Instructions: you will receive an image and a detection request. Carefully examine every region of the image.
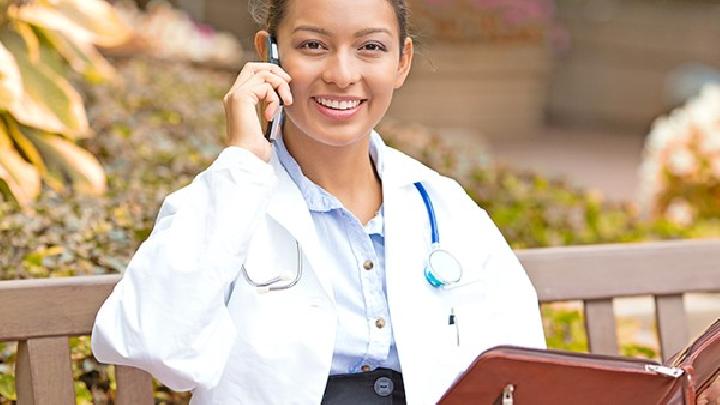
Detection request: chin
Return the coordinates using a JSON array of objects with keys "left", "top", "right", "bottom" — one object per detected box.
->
[{"left": 284, "top": 109, "right": 376, "bottom": 148}]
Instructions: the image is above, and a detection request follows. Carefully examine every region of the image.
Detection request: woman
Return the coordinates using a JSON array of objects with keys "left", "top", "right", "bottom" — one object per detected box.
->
[{"left": 91, "top": 0, "right": 546, "bottom": 403}]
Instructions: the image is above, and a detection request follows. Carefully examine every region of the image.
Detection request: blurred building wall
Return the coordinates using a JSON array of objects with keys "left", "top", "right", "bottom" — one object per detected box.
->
[
  {"left": 179, "top": 0, "right": 259, "bottom": 52},
  {"left": 548, "top": 0, "right": 720, "bottom": 132}
]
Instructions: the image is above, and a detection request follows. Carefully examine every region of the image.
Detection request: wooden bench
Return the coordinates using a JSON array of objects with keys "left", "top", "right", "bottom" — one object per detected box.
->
[{"left": 1, "top": 239, "right": 719, "bottom": 404}]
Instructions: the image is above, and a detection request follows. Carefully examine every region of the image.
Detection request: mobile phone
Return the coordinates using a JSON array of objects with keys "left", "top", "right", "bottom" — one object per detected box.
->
[{"left": 264, "top": 35, "right": 283, "bottom": 141}]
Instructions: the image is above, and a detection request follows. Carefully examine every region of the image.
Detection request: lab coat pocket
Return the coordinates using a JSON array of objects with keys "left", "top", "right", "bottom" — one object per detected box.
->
[{"left": 448, "top": 292, "right": 498, "bottom": 355}]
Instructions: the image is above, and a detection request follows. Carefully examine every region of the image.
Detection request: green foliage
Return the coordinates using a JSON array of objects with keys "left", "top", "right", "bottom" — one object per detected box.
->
[
  {"left": 622, "top": 343, "right": 658, "bottom": 360},
  {"left": 541, "top": 305, "right": 588, "bottom": 352},
  {"left": 0, "top": 374, "right": 14, "bottom": 402}
]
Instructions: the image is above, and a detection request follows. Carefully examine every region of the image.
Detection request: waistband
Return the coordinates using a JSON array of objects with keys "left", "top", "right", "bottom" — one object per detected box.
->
[{"left": 322, "top": 368, "right": 405, "bottom": 405}]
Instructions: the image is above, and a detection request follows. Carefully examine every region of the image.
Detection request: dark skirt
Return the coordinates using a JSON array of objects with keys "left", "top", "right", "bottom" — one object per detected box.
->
[{"left": 322, "top": 368, "right": 406, "bottom": 405}]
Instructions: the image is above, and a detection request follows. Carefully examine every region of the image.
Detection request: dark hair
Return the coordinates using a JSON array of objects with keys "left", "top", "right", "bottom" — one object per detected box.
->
[{"left": 248, "top": 0, "right": 412, "bottom": 58}]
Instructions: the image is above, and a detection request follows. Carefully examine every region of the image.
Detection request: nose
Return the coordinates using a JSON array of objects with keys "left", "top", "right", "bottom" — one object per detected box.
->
[{"left": 321, "top": 49, "right": 361, "bottom": 88}]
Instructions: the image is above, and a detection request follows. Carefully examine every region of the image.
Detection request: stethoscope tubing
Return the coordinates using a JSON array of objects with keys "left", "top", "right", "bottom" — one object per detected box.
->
[{"left": 414, "top": 182, "right": 439, "bottom": 244}]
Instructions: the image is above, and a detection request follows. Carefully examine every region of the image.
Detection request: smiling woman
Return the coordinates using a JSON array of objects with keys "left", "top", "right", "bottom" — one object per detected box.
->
[{"left": 90, "top": 1, "right": 546, "bottom": 404}]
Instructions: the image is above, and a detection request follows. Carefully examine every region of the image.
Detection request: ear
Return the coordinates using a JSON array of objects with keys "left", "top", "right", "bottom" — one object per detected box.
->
[
  {"left": 254, "top": 30, "right": 271, "bottom": 61},
  {"left": 394, "top": 37, "right": 414, "bottom": 89}
]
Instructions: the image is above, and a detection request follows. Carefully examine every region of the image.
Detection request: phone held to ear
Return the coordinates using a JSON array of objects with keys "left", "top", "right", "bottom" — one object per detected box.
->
[{"left": 265, "top": 35, "right": 283, "bottom": 142}]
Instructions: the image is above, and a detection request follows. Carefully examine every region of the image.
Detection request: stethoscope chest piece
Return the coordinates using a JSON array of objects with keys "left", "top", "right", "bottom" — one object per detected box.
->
[
  {"left": 414, "top": 182, "right": 464, "bottom": 288},
  {"left": 424, "top": 245, "right": 463, "bottom": 288}
]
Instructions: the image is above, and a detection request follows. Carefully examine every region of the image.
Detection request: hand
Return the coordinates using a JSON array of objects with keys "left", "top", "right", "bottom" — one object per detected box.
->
[{"left": 223, "top": 62, "right": 293, "bottom": 162}]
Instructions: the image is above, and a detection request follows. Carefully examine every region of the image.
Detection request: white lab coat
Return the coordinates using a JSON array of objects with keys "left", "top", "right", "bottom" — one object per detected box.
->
[{"left": 92, "top": 130, "right": 546, "bottom": 404}]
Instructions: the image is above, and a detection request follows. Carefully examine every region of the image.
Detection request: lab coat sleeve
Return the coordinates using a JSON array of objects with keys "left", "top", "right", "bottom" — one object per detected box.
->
[{"left": 91, "top": 146, "right": 278, "bottom": 391}]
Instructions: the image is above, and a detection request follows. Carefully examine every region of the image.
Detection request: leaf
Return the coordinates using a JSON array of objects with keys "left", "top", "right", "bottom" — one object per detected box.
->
[
  {"left": 33, "top": 26, "right": 70, "bottom": 79},
  {"left": 74, "top": 380, "right": 93, "bottom": 405},
  {"left": 3, "top": 114, "right": 46, "bottom": 176},
  {"left": 0, "top": 120, "right": 41, "bottom": 206},
  {"left": 0, "top": 41, "right": 23, "bottom": 111},
  {"left": 37, "top": 27, "right": 117, "bottom": 84},
  {"left": 11, "top": 0, "right": 131, "bottom": 47},
  {"left": 22, "top": 128, "right": 105, "bottom": 196},
  {"left": 0, "top": 28, "right": 88, "bottom": 136},
  {"left": 11, "top": 21, "right": 39, "bottom": 63}
]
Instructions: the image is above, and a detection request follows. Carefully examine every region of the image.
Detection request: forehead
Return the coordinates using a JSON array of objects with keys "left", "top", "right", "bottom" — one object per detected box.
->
[{"left": 281, "top": 0, "right": 398, "bottom": 36}]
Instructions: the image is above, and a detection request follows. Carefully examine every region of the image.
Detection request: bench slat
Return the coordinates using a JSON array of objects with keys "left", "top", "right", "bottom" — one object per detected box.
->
[
  {"left": 655, "top": 294, "right": 689, "bottom": 362},
  {"left": 115, "top": 365, "right": 154, "bottom": 405},
  {"left": 0, "top": 275, "right": 117, "bottom": 341},
  {"left": 519, "top": 239, "right": 720, "bottom": 301},
  {"left": 584, "top": 298, "right": 619, "bottom": 355},
  {"left": 15, "top": 337, "right": 75, "bottom": 405}
]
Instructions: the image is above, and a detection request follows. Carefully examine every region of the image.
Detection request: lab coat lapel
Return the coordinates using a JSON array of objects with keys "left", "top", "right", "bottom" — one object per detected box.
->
[
  {"left": 265, "top": 151, "right": 336, "bottom": 304},
  {"left": 380, "top": 146, "right": 438, "bottom": 304},
  {"left": 382, "top": 146, "right": 460, "bottom": 402}
]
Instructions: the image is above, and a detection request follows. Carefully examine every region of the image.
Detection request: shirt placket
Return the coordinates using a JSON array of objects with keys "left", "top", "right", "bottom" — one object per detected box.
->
[{"left": 346, "top": 214, "right": 392, "bottom": 372}]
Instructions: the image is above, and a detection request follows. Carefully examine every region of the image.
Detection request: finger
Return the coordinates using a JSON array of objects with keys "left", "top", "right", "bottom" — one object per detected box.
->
[
  {"left": 237, "top": 62, "right": 291, "bottom": 85},
  {"left": 249, "top": 71, "right": 293, "bottom": 105},
  {"left": 265, "top": 94, "right": 281, "bottom": 122},
  {"left": 254, "top": 82, "right": 280, "bottom": 121}
]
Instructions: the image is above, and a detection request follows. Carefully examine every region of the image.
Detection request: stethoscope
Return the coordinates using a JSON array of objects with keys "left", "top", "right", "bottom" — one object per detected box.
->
[{"left": 241, "top": 110, "right": 463, "bottom": 292}]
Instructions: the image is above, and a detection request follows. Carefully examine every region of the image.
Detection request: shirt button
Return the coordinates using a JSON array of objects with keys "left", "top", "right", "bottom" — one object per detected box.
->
[
  {"left": 361, "top": 364, "right": 371, "bottom": 372},
  {"left": 363, "top": 260, "right": 374, "bottom": 270},
  {"left": 375, "top": 317, "right": 386, "bottom": 329}
]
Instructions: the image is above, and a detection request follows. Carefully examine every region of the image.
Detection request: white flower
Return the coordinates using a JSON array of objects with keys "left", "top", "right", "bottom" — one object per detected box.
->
[
  {"left": 698, "top": 129, "right": 720, "bottom": 154},
  {"left": 666, "top": 199, "right": 695, "bottom": 227},
  {"left": 639, "top": 82, "right": 720, "bottom": 219},
  {"left": 667, "top": 148, "right": 696, "bottom": 177}
]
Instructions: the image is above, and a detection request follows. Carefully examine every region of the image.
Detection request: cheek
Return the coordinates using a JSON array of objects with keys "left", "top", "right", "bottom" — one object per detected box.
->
[
  {"left": 366, "top": 77, "right": 396, "bottom": 105},
  {"left": 287, "top": 74, "right": 311, "bottom": 98},
  {"left": 366, "top": 64, "right": 399, "bottom": 95}
]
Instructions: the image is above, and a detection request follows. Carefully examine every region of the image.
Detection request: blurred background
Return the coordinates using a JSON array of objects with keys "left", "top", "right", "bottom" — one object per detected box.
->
[{"left": 0, "top": 0, "right": 719, "bottom": 403}]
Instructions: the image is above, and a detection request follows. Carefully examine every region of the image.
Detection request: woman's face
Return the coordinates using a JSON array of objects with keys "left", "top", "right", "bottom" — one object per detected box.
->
[{"left": 259, "top": 0, "right": 412, "bottom": 147}]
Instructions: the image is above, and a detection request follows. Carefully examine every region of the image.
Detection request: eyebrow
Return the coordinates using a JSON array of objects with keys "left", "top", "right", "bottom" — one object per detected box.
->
[{"left": 292, "top": 26, "right": 392, "bottom": 37}]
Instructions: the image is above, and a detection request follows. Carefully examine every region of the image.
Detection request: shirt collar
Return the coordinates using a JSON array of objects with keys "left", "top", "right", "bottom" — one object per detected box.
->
[{"left": 273, "top": 120, "right": 387, "bottom": 213}]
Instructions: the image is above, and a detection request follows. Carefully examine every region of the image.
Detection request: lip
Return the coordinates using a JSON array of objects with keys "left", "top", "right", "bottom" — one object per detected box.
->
[
  {"left": 311, "top": 97, "right": 367, "bottom": 121},
  {"left": 313, "top": 95, "right": 366, "bottom": 101}
]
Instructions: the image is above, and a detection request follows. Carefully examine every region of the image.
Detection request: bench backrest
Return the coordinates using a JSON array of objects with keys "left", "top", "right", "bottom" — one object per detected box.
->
[{"left": 1, "top": 239, "right": 718, "bottom": 404}]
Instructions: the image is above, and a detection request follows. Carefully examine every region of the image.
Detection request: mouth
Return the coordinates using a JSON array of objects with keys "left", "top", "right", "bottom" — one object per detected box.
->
[
  {"left": 311, "top": 97, "right": 367, "bottom": 111},
  {"left": 311, "top": 96, "right": 368, "bottom": 121}
]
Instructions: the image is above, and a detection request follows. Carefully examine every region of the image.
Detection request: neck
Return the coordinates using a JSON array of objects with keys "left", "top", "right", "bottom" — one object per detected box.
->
[{"left": 281, "top": 118, "right": 382, "bottom": 224}]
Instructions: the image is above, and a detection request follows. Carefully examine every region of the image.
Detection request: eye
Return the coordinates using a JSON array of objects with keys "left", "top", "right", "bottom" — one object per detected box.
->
[
  {"left": 298, "top": 40, "right": 326, "bottom": 51},
  {"left": 360, "top": 42, "right": 387, "bottom": 52}
]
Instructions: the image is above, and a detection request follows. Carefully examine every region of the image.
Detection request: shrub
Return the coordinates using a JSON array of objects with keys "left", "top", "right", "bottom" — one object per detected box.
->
[{"left": 639, "top": 84, "right": 720, "bottom": 227}]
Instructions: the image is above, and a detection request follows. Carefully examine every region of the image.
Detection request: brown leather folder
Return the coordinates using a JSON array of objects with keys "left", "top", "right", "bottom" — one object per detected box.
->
[{"left": 439, "top": 319, "right": 720, "bottom": 405}]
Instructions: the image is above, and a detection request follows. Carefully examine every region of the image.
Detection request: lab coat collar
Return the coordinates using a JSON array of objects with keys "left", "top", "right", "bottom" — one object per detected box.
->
[
  {"left": 372, "top": 129, "right": 440, "bottom": 189},
  {"left": 266, "top": 150, "right": 337, "bottom": 304},
  {"left": 263, "top": 128, "right": 440, "bottom": 305}
]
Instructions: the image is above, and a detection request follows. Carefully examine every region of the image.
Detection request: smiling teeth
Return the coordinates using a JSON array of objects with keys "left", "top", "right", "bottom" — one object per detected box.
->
[{"left": 316, "top": 98, "right": 361, "bottom": 110}]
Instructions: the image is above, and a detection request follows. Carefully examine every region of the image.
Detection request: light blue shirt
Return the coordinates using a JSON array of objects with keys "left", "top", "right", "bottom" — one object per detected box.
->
[{"left": 274, "top": 130, "right": 401, "bottom": 375}]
